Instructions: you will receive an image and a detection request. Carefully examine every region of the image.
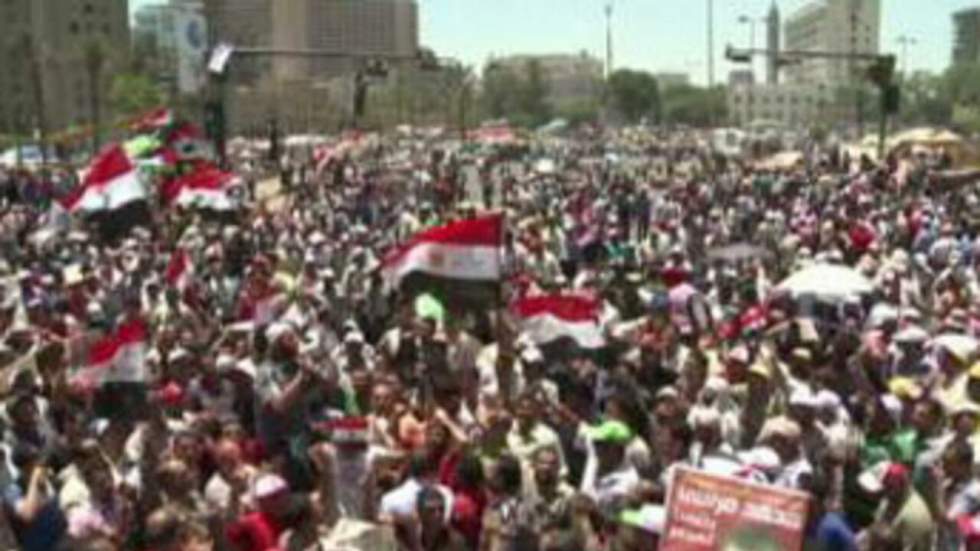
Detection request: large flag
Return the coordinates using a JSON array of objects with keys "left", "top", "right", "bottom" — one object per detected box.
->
[
  {"left": 59, "top": 145, "right": 147, "bottom": 214},
  {"left": 161, "top": 163, "right": 240, "bottom": 211},
  {"left": 130, "top": 107, "right": 174, "bottom": 132},
  {"left": 513, "top": 294, "right": 605, "bottom": 349},
  {"left": 381, "top": 214, "right": 503, "bottom": 302},
  {"left": 164, "top": 122, "right": 211, "bottom": 160},
  {"left": 72, "top": 318, "right": 149, "bottom": 389}
]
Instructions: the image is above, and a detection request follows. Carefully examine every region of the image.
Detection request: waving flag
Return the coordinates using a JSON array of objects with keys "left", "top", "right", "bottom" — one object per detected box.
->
[
  {"left": 382, "top": 214, "right": 502, "bottom": 303},
  {"left": 513, "top": 294, "right": 605, "bottom": 348},
  {"left": 131, "top": 107, "right": 174, "bottom": 132},
  {"left": 72, "top": 318, "right": 149, "bottom": 389},
  {"left": 59, "top": 145, "right": 147, "bottom": 214},
  {"left": 162, "top": 163, "right": 240, "bottom": 211}
]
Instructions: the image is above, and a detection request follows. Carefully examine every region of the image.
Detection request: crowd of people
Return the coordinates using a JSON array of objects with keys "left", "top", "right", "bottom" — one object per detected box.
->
[{"left": 0, "top": 126, "right": 977, "bottom": 551}]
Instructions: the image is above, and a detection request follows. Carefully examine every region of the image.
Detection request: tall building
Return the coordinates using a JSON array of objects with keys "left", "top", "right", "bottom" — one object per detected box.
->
[
  {"left": 202, "top": 0, "right": 271, "bottom": 83},
  {"left": 953, "top": 8, "right": 980, "bottom": 65},
  {"left": 272, "top": 0, "right": 420, "bottom": 81},
  {"left": 134, "top": 0, "right": 208, "bottom": 96},
  {"left": 0, "top": 0, "right": 130, "bottom": 135},
  {"left": 203, "top": 0, "right": 419, "bottom": 131},
  {"left": 783, "top": 0, "right": 880, "bottom": 86},
  {"left": 729, "top": 69, "right": 755, "bottom": 87},
  {"left": 492, "top": 53, "right": 604, "bottom": 109},
  {"left": 766, "top": 1, "right": 780, "bottom": 84}
]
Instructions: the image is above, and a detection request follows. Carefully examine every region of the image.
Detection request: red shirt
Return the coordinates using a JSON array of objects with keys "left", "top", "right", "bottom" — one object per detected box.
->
[
  {"left": 452, "top": 487, "right": 486, "bottom": 548},
  {"left": 225, "top": 512, "right": 284, "bottom": 551}
]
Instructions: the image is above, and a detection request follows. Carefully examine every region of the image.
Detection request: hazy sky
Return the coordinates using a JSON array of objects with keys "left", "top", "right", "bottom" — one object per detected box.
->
[{"left": 133, "top": 0, "right": 977, "bottom": 82}]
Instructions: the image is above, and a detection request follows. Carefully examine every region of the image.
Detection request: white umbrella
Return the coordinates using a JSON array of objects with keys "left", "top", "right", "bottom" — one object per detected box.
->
[
  {"left": 534, "top": 158, "right": 556, "bottom": 175},
  {"left": 777, "top": 264, "right": 874, "bottom": 300},
  {"left": 931, "top": 334, "right": 979, "bottom": 362}
]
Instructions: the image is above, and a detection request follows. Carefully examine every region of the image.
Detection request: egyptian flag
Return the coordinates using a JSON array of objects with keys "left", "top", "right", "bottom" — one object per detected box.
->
[
  {"left": 164, "top": 122, "right": 211, "bottom": 160},
  {"left": 131, "top": 107, "right": 174, "bottom": 132},
  {"left": 72, "top": 318, "right": 149, "bottom": 390},
  {"left": 382, "top": 214, "right": 503, "bottom": 303},
  {"left": 513, "top": 294, "right": 605, "bottom": 349},
  {"left": 60, "top": 145, "right": 147, "bottom": 214},
  {"left": 162, "top": 163, "right": 240, "bottom": 211}
]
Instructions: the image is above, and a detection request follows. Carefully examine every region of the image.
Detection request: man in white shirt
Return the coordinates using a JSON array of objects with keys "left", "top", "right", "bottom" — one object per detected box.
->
[
  {"left": 379, "top": 452, "right": 453, "bottom": 524},
  {"left": 578, "top": 420, "right": 640, "bottom": 518}
]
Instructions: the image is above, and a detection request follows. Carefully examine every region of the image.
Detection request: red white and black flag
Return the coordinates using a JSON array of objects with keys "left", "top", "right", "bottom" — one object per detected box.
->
[
  {"left": 513, "top": 294, "right": 605, "bottom": 349},
  {"left": 381, "top": 214, "right": 503, "bottom": 303}
]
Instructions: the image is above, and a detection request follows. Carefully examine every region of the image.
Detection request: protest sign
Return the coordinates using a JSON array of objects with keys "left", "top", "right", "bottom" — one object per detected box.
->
[{"left": 661, "top": 467, "right": 810, "bottom": 551}]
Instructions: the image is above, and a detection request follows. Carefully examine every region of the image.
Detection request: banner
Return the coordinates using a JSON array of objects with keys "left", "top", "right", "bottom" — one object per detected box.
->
[
  {"left": 175, "top": 8, "right": 208, "bottom": 94},
  {"left": 661, "top": 467, "right": 810, "bottom": 551}
]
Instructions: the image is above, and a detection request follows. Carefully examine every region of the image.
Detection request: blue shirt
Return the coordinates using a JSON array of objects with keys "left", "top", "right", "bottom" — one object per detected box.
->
[
  {"left": 813, "top": 511, "right": 857, "bottom": 551},
  {"left": 3, "top": 482, "right": 67, "bottom": 551}
]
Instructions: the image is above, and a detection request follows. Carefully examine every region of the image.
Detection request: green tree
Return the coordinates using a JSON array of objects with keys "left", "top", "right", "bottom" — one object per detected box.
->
[
  {"left": 554, "top": 97, "right": 600, "bottom": 126},
  {"left": 661, "top": 85, "right": 727, "bottom": 127},
  {"left": 899, "top": 71, "right": 951, "bottom": 127},
  {"left": 110, "top": 73, "right": 163, "bottom": 118},
  {"left": 481, "top": 64, "right": 523, "bottom": 120},
  {"left": 608, "top": 69, "right": 660, "bottom": 123},
  {"left": 944, "top": 62, "right": 980, "bottom": 133},
  {"left": 518, "top": 60, "right": 552, "bottom": 127}
]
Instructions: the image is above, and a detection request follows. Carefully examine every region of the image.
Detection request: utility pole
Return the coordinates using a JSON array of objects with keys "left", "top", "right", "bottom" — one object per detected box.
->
[
  {"left": 605, "top": 2, "right": 614, "bottom": 79},
  {"left": 897, "top": 35, "right": 917, "bottom": 77},
  {"left": 707, "top": 0, "right": 715, "bottom": 88}
]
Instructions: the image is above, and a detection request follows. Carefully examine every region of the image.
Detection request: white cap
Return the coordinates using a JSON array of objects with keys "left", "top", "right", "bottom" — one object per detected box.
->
[
  {"left": 789, "top": 388, "right": 819, "bottom": 409},
  {"left": 253, "top": 473, "right": 288, "bottom": 499}
]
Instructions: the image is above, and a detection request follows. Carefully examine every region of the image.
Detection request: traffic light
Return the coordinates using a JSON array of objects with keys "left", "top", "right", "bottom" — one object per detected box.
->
[
  {"left": 866, "top": 55, "right": 896, "bottom": 87},
  {"left": 725, "top": 45, "right": 752, "bottom": 64}
]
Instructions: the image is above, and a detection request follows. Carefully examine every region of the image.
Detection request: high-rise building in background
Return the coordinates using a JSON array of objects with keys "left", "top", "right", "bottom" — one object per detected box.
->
[
  {"left": 783, "top": 0, "right": 880, "bottom": 86},
  {"left": 727, "top": 0, "right": 879, "bottom": 128},
  {"left": 134, "top": 0, "right": 208, "bottom": 96},
  {"left": 766, "top": 1, "right": 780, "bottom": 85},
  {"left": 203, "top": 0, "right": 419, "bottom": 131},
  {"left": 202, "top": 0, "right": 271, "bottom": 84},
  {"left": 272, "top": 0, "right": 419, "bottom": 80},
  {"left": 0, "top": 0, "right": 130, "bottom": 135},
  {"left": 953, "top": 8, "right": 980, "bottom": 65}
]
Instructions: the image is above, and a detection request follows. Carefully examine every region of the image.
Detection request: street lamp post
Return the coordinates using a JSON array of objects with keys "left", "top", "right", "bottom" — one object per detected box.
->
[
  {"left": 738, "top": 15, "right": 757, "bottom": 51},
  {"left": 707, "top": 0, "right": 714, "bottom": 89},
  {"left": 897, "top": 35, "right": 917, "bottom": 77}
]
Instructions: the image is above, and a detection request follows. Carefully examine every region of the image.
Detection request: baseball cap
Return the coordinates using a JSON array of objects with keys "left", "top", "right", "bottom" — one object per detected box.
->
[
  {"left": 587, "top": 420, "right": 633, "bottom": 445},
  {"left": 253, "top": 473, "right": 289, "bottom": 499}
]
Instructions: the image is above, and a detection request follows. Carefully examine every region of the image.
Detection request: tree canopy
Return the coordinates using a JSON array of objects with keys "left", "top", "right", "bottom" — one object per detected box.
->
[{"left": 608, "top": 69, "right": 660, "bottom": 123}]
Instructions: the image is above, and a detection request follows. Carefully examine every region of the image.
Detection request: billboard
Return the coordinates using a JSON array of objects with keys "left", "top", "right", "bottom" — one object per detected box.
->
[{"left": 660, "top": 467, "right": 811, "bottom": 551}]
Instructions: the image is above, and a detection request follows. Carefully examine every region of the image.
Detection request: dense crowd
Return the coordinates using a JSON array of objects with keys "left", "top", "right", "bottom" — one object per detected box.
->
[{"left": 0, "top": 130, "right": 977, "bottom": 551}]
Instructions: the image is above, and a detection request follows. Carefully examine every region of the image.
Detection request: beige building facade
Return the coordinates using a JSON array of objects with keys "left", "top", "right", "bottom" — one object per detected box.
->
[{"left": 0, "top": 0, "right": 130, "bottom": 135}]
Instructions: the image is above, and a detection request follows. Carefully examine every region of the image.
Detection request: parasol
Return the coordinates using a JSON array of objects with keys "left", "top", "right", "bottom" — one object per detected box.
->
[{"left": 776, "top": 264, "right": 874, "bottom": 300}]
